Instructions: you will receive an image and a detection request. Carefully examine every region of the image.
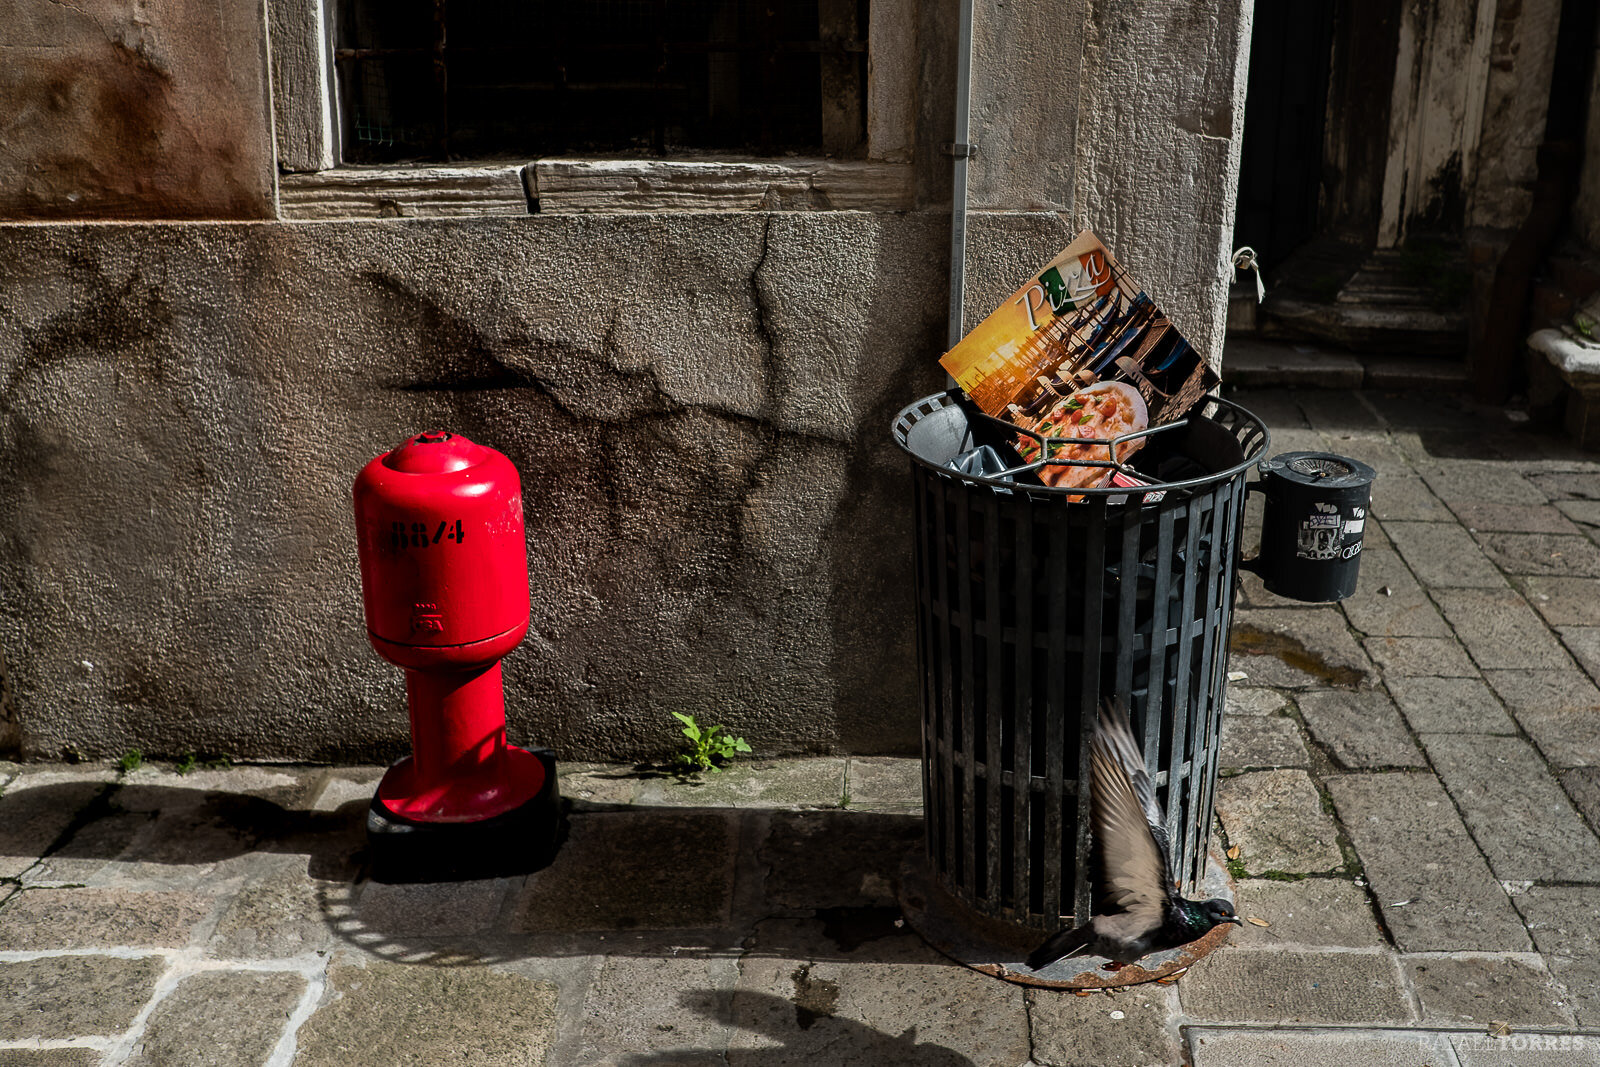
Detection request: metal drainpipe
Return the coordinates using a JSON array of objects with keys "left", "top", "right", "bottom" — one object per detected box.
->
[{"left": 948, "top": 0, "right": 977, "bottom": 350}]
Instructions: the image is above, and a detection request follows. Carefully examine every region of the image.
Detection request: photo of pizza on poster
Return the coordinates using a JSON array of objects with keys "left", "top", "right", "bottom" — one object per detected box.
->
[{"left": 939, "top": 231, "right": 1219, "bottom": 489}]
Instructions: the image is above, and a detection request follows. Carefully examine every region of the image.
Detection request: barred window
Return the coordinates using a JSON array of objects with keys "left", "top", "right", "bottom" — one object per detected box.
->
[{"left": 334, "top": 0, "right": 869, "bottom": 164}]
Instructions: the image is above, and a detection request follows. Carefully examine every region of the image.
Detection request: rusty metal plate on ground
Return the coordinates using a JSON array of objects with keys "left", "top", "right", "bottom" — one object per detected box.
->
[{"left": 897, "top": 853, "right": 1236, "bottom": 989}]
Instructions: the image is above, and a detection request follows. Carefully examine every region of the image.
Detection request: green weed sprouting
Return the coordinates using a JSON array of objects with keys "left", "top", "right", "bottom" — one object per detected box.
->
[{"left": 671, "top": 713, "right": 752, "bottom": 775}]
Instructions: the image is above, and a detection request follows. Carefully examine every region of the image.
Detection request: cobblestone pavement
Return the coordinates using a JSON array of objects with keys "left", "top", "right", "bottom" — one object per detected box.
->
[{"left": 5, "top": 386, "right": 1600, "bottom": 1065}]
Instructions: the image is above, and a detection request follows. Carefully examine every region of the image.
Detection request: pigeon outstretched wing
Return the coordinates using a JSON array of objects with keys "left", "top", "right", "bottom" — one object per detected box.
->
[{"left": 1090, "top": 701, "right": 1172, "bottom": 922}]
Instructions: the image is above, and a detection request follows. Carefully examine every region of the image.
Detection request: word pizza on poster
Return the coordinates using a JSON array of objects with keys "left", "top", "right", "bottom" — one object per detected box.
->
[{"left": 940, "top": 231, "right": 1218, "bottom": 489}]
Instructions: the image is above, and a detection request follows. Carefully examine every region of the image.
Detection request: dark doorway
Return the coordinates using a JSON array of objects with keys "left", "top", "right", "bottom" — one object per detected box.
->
[{"left": 1231, "top": 2, "right": 1336, "bottom": 273}]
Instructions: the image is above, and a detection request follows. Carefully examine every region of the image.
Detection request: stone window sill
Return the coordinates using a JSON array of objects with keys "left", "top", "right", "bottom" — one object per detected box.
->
[{"left": 277, "top": 159, "right": 915, "bottom": 220}]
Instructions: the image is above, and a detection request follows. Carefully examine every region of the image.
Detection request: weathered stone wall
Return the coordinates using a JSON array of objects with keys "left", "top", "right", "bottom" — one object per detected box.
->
[
  {"left": 0, "top": 0, "right": 1253, "bottom": 762},
  {"left": 0, "top": 214, "right": 1083, "bottom": 762},
  {"left": 1468, "top": 0, "right": 1562, "bottom": 235},
  {"left": 0, "top": 0, "right": 273, "bottom": 220},
  {"left": 1576, "top": 13, "right": 1600, "bottom": 253}
]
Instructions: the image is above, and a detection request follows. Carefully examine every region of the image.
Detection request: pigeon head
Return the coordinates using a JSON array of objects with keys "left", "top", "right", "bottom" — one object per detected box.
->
[{"left": 1199, "top": 898, "right": 1245, "bottom": 929}]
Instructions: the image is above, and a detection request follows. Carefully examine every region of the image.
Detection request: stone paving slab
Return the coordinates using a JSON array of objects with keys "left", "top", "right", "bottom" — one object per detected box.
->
[
  {"left": 843, "top": 757, "right": 923, "bottom": 814},
  {"left": 730, "top": 916, "right": 1031, "bottom": 1066},
  {"left": 1402, "top": 955, "right": 1574, "bottom": 1027},
  {"left": 1511, "top": 886, "right": 1600, "bottom": 1027},
  {"left": 1296, "top": 390, "right": 1387, "bottom": 435},
  {"left": 1557, "top": 626, "right": 1600, "bottom": 686},
  {"left": 1421, "top": 462, "right": 1550, "bottom": 510},
  {"left": 1475, "top": 532, "right": 1600, "bottom": 577},
  {"left": 569, "top": 954, "right": 738, "bottom": 1066},
  {"left": 1451, "top": 503, "right": 1582, "bottom": 534},
  {"left": 294, "top": 957, "right": 559, "bottom": 1067},
  {"left": 1310, "top": 431, "right": 1415, "bottom": 472},
  {"left": 117, "top": 765, "right": 314, "bottom": 808},
  {"left": 1557, "top": 498, "right": 1600, "bottom": 528},
  {"left": 1178, "top": 947, "right": 1412, "bottom": 1024},
  {"left": 1385, "top": 677, "right": 1518, "bottom": 733},
  {"left": 1228, "top": 877, "right": 1385, "bottom": 948},
  {"left": 124, "top": 969, "right": 307, "bottom": 1067},
  {"left": 205, "top": 854, "right": 344, "bottom": 960},
  {"left": 512, "top": 809, "right": 740, "bottom": 933},
  {"left": 635, "top": 759, "right": 848, "bottom": 809},
  {"left": 1453, "top": 1034, "right": 1600, "bottom": 1067},
  {"left": 1420, "top": 734, "right": 1600, "bottom": 882},
  {"left": 0, "top": 1048, "right": 103, "bottom": 1065},
  {"left": 1225, "top": 687, "right": 1293, "bottom": 716},
  {"left": 0, "top": 888, "right": 212, "bottom": 950},
  {"left": 1326, "top": 773, "right": 1531, "bottom": 952},
  {"left": 0, "top": 773, "right": 112, "bottom": 879},
  {"left": 1528, "top": 470, "right": 1600, "bottom": 499},
  {"left": 1296, "top": 689, "right": 1425, "bottom": 768},
  {"left": 1369, "top": 473, "right": 1454, "bottom": 523},
  {"left": 1518, "top": 576, "right": 1600, "bottom": 627},
  {"left": 1385, "top": 521, "right": 1508, "bottom": 589},
  {"left": 356, "top": 877, "right": 510, "bottom": 938},
  {"left": 18, "top": 810, "right": 147, "bottom": 887},
  {"left": 1339, "top": 544, "right": 1454, "bottom": 639},
  {"left": 1221, "top": 386, "right": 1308, "bottom": 428},
  {"left": 1433, "top": 589, "right": 1573, "bottom": 671},
  {"left": 1026, "top": 984, "right": 1180, "bottom": 1067},
  {"left": 1361, "top": 635, "right": 1480, "bottom": 677},
  {"left": 557, "top": 764, "right": 643, "bottom": 808},
  {"left": 0, "top": 955, "right": 168, "bottom": 1039},
  {"left": 760, "top": 810, "right": 920, "bottom": 910},
  {"left": 1229, "top": 609, "right": 1376, "bottom": 689},
  {"left": 1484, "top": 669, "right": 1600, "bottom": 767},
  {"left": 1560, "top": 767, "right": 1600, "bottom": 828},
  {"left": 1220, "top": 715, "right": 1309, "bottom": 769},
  {"left": 1189, "top": 1028, "right": 1600, "bottom": 1067},
  {"left": 1216, "top": 770, "right": 1343, "bottom": 874}
]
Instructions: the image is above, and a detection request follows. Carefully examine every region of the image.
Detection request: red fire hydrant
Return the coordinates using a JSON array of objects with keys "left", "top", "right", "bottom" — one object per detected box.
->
[{"left": 352, "top": 431, "right": 561, "bottom": 880}]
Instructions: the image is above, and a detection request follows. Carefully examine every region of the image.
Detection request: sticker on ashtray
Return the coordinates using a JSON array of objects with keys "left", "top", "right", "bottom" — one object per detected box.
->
[{"left": 1297, "top": 503, "right": 1346, "bottom": 561}]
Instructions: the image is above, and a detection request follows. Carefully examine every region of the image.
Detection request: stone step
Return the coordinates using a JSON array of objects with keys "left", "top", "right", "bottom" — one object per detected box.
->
[{"left": 1222, "top": 339, "right": 1467, "bottom": 390}]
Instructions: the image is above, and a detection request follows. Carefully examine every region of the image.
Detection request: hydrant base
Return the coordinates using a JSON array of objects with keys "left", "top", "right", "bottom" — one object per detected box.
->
[{"left": 366, "top": 748, "right": 564, "bottom": 883}]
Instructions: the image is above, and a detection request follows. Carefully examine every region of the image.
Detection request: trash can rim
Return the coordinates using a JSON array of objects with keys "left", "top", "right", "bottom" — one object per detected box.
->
[{"left": 891, "top": 390, "right": 1271, "bottom": 498}]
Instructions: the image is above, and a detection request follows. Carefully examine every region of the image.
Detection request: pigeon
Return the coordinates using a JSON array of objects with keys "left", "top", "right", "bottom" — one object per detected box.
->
[{"left": 1026, "top": 701, "right": 1243, "bottom": 971}]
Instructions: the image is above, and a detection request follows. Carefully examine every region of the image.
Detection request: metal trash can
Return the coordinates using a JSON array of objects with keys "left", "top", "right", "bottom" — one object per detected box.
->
[{"left": 890, "top": 390, "right": 1270, "bottom": 984}]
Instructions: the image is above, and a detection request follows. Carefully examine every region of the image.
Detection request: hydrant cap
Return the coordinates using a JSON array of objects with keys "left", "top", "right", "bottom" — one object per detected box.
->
[{"left": 382, "top": 431, "right": 491, "bottom": 475}]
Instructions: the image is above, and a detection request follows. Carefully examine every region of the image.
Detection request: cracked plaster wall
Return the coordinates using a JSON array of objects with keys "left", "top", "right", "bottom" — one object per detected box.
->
[
  {"left": 0, "top": 0, "right": 272, "bottom": 220},
  {"left": 0, "top": 213, "right": 1087, "bottom": 762},
  {"left": 0, "top": 0, "right": 1253, "bottom": 762}
]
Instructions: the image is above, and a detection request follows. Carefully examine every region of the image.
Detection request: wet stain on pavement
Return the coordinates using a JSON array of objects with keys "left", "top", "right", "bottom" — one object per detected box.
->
[
  {"left": 1230, "top": 625, "right": 1364, "bottom": 688},
  {"left": 790, "top": 963, "right": 839, "bottom": 1030}
]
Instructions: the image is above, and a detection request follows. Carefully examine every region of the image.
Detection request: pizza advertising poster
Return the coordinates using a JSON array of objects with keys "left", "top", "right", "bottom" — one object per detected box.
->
[{"left": 939, "top": 230, "right": 1220, "bottom": 490}]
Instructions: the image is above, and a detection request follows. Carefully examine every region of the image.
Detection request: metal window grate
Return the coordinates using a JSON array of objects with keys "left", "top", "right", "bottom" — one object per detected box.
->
[{"left": 334, "top": 0, "right": 869, "bottom": 164}]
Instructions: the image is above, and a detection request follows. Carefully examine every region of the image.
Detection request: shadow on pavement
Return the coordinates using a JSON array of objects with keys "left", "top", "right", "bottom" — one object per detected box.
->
[{"left": 610, "top": 990, "right": 978, "bottom": 1066}]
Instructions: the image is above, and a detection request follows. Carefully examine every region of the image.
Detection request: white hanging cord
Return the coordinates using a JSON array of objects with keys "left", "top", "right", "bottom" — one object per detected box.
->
[{"left": 1232, "top": 247, "right": 1266, "bottom": 304}]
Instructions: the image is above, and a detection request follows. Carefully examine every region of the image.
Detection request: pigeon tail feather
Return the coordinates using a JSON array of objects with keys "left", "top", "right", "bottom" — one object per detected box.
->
[{"left": 1025, "top": 924, "right": 1091, "bottom": 971}]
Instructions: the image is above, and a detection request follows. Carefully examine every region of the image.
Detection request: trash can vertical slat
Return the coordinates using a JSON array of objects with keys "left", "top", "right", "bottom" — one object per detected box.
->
[
  {"left": 1165, "top": 495, "right": 1203, "bottom": 879},
  {"left": 932, "top": 478, "right": 956, "bottom": 880},
  {"left": 984, "top": 496, "right": 1004, "bottom": 902},
  {"left": 1180, "top": 490, "right": 1223, "bottom": 886},
  {"left": 1151, "top": 504, "right": 1178, "bottom": 845},
  {"left": 1012, "top": 503, "right": 1034, "bottom": 916},
  {"left": 955, "top": 489, "right": 977, "bottom": 892},
  {"left": 913, "top": 472, "right": 933, "bottom": 866},
  {"left": 1043, "top": 497, "right": 1070, "bottom": 922},
  {"left": 1074, "top": 504, "right": 1107, "bottom": 926},
  {"left": 1115, "top": 506, "right": 1143, "bottom": 707}
]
